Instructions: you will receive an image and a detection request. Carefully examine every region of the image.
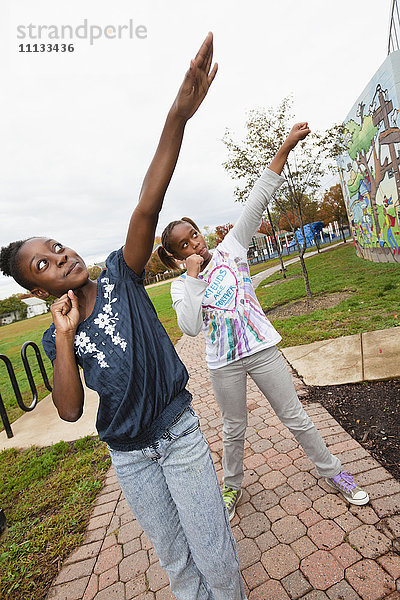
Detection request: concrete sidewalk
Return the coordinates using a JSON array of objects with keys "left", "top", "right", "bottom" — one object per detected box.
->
[
  {"left": 282, "top": 327, "right": 400, "bottom": 386},
  {"left": 38, "top": 333, "right": 400, "bottom": 600}
]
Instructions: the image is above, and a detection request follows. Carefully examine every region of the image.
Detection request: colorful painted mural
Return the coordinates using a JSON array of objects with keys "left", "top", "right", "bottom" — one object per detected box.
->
[{"left": 338, "top": 51, "right": 400, "bottom": 263}]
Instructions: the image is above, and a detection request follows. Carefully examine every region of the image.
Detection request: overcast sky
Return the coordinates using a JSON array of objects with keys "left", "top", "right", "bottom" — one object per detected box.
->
[{"left": 0, "top": 0, "right": 391, "bottom": 299}]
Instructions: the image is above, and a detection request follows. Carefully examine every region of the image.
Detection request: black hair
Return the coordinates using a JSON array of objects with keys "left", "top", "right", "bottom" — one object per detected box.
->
[
  {"left": 0, "top": 238, "right": 35, "bottom": 291},
  {"left": 157, "top": 217, "right": 201, "bottom": 270}
]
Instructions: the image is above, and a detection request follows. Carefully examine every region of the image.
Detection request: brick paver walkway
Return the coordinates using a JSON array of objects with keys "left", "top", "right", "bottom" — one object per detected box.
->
[{"left": 47, "top": 334, "right": 400, "bottom": 600}]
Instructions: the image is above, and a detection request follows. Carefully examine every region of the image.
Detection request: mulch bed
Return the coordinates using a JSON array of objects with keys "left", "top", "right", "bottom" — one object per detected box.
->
[{"left": 305, "top": 379, "right": 400, "bottom": 481}]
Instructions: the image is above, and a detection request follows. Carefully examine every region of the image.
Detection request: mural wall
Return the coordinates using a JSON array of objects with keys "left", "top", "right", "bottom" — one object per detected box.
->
[{"left": 338, "top": 51, "right": 400, "bottom": 263}]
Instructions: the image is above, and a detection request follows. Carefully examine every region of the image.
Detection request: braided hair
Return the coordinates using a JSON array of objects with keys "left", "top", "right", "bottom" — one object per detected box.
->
[
  {"left": 157, "top": 217, "right": 201, "bottom": 270},
  {"left": 0, "top": 238, "right": 35, "bottom": 291}
]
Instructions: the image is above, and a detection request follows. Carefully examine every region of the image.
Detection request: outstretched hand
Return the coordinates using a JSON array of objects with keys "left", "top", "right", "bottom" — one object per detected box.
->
[
  {"left": 286, "top": 122, "right": 311, "bottom": 149},
  {"left": 173, "top": 32, "right": 218, "bottom": 121}
]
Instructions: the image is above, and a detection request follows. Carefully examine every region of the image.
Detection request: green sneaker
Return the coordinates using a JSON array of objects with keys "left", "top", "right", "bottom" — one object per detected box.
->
[{"left": 222, "top": 485, "right": 243, "bottom": 520}]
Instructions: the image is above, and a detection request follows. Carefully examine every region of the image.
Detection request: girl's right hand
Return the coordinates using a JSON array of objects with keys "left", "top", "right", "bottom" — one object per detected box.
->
[
  {"left": 286, "top": 122, "right": 311, "bottom": 149},
  {"left": 172, "top": 32, "right": 218, "bottom": 122},
  {"left": 50, "top": 290, "right": 80, "bottom": 336},
  {"left": 186, "top": 254, "right": 204, "bottom": 278}
]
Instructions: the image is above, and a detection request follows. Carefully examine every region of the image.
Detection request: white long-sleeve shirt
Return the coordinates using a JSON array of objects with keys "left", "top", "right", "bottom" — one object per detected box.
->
[{"left": 171, "top": 167, "right": 284, "bottom": 369}]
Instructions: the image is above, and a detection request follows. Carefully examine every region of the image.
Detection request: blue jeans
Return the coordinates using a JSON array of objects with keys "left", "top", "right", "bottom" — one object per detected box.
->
[{"left": 108, "top": 406, "right": 246, "bottom": 600}]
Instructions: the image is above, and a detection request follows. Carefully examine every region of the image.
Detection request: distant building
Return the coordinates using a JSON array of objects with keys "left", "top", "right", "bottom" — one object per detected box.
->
[
  {"left": 21, "top": 297, "right": 48, "bottom": 318},
  {"left": 0, "top": 311, "right": 20, "bottom": 326}
]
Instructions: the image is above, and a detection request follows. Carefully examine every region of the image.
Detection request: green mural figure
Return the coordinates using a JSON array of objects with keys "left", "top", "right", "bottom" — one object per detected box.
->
[{"left": 378, "top": 196, "right": 400, "bottom": 250}]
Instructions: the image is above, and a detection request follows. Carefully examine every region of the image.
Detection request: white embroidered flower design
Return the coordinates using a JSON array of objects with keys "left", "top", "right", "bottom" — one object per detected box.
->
[
  {"left": 112, "top": 332, "right": 122, "bottom": 345},
  {"left": 75, "top": 332, "right": 90, "bottom": 348},
  {"left": 105, "top": 323, "right": 115, "bottom": 336},
  {"left": 74, "top": 329, "right": 109, "bottom": 368},
  {"left": 97, "top": 352, "right": 108, "bottom": 368},
  {"left": 73, "top": 277, "right": 127, "bottom": 368},
  {"left": 94, "top": 313, "right": 110, "bottom": 329}
]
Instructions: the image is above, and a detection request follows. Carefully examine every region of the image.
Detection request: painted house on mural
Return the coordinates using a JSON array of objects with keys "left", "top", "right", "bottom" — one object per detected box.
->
[{"left": 338, "top": 51, "right": 400, "bottom": 263}]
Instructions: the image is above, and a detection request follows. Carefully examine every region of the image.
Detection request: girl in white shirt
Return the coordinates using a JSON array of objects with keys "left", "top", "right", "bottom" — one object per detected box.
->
[{"left": 158, "top": 123, "right": 369, "bottom": 519}]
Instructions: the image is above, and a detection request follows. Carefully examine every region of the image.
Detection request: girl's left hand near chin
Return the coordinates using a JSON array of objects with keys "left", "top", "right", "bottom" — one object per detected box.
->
[{"left": 186, "top": 254, "right": 204, "bottom": 278}]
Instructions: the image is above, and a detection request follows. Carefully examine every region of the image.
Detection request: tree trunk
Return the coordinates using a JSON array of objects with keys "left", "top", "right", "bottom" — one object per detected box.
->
[
  {"left": 266, "top": 207, "right": 286, "bottom": 278},
  {"left": 339, "top": 218, "right": 347, "bottom": 243},
  {"left": 292, "top": 233, "right": 313, "bottom": 298},
  {"left": 296, "top": 204, "right": 313, "bottom": 297},
  {"left": 299, "top": 253, "right": 312, "bottom": 298},
  {"left": 278, "top": 253, "right": 287, "bottom": 278}
]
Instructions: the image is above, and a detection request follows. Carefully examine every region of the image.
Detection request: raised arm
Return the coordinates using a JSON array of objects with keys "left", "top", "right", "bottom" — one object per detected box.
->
[
  {"left": 123, "top": 33, "right": 218, "bottom": 275},
  {"left": 269, "top": 122, "right": 310, "bottom": 175},
  {"left": 231, "top": 122, "right": 311, "bottom": 249}
]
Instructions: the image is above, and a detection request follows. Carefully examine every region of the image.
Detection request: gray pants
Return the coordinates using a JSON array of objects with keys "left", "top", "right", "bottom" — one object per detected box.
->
[{"left": 209, "top": 346, "right": 341, "bottom": 490}]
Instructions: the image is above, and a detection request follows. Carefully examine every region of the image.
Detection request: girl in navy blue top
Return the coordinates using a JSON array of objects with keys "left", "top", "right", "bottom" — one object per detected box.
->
[{"left": 0, "top": 34, "right": 247, "bottom": 600}]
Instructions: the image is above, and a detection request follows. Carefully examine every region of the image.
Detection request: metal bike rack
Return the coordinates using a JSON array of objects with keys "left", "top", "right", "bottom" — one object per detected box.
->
[{"left": 0, "top": 341, "right": 52, "bottom": 439}]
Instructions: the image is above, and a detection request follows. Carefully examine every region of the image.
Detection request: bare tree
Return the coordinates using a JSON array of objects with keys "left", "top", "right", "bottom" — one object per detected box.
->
[{"left": 222, "top": 97, "right": 342, "bottom": 298}]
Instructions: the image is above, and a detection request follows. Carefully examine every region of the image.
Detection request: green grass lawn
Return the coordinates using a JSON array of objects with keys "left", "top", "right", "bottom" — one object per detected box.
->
[
  {"left": 147, "top": 281, "right": 182, "bottom": 344},
  {"left": 256, "top": 243, "right": 400, "bottom": 347},
  {"left": 0, "top": 436, "right": 110, "bottom": 600}
]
